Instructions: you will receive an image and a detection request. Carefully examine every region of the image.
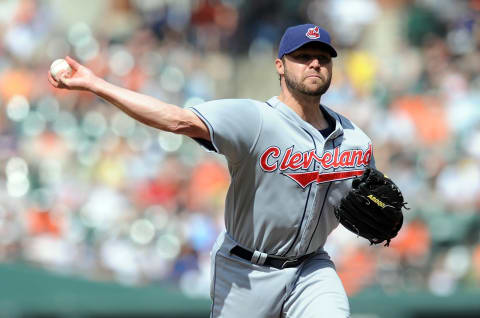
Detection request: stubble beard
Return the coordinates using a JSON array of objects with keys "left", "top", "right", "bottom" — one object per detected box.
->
[{"left": 284, "top": 67, "right": 331, "bottom": 97}]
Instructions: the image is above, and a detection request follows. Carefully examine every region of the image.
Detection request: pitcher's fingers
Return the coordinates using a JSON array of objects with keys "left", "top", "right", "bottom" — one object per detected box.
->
[
  {"left": 65, "top": 56, "right": 81, "bottom": 70},
  {"left": 58, "top": 74, "right": 70, "bottom": 87},
  {"left": 47, "top": 72, "right": 61, "bottom": 88}
]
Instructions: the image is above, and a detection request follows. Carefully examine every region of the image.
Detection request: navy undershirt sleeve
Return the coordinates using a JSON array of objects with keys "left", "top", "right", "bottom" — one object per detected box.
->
[{"left": 319, "top": 112, "right": 335, "bottom": 138}]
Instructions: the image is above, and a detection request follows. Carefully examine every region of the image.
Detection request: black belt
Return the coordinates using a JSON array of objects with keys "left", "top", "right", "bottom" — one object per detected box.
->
[{"left": 230, "top": 245, "right": 313, "bottom": 269}]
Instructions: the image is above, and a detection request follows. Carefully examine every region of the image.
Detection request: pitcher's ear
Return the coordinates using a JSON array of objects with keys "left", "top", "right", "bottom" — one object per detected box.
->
[{"left": 275, "top": 58, "right": 285, "bottom": 76}]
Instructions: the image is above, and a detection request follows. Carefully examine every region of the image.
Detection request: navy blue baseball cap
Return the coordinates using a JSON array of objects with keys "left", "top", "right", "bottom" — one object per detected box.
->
[{"left": 278, "top": 24, "right": 337, "bottom": 59}]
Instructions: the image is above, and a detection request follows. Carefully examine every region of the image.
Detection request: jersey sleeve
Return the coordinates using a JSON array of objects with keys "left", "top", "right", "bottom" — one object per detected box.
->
[{"left": 188, "top": 99, "right": 262, "bottom": 164}]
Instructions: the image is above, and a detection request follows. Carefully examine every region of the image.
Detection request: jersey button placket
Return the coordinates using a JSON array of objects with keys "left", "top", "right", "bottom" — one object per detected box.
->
[
  {"left": 293, "top": 136, "right": 325, "bottom": 256},
  {"left": 297, "top": 137, "right": 334, "bottom": 255}
]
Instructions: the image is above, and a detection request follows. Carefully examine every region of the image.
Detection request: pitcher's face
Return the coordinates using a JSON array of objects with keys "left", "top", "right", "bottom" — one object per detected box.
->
[{"left": 279, "top": 44, "right": 333, "bottom": 96}]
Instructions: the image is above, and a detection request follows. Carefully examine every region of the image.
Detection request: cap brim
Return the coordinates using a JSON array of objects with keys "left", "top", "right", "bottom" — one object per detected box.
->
[{"left": 282, "top": 40, "right": 338, "bottom": 58}]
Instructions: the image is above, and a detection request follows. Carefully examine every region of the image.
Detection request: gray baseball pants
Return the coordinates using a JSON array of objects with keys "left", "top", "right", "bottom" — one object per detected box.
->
[{"left": 209, "top": 232, "right": 350, "bottom": 318}]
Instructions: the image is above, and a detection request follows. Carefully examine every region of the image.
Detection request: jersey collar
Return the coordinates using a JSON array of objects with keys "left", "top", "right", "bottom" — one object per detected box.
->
[{"left": 266, "top": 96, "right": 344, "bottom": 141}]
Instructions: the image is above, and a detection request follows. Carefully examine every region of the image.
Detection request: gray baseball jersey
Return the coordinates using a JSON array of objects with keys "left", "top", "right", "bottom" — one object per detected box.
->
[{"left": 189, "top": 96, "right": 374, "bottom": 317}]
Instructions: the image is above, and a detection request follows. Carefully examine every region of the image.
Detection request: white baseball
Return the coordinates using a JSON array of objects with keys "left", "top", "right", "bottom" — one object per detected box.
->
[{"left": 50, "top": 59, "right": 73, "bottom": 81}]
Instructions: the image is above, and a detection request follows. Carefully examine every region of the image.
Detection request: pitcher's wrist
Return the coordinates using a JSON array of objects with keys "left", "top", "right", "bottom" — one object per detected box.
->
[{"left": 89, "top": 76, "right": 105, "bottom": 94}]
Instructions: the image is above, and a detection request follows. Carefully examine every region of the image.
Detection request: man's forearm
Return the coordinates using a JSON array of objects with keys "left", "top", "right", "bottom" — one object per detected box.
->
[{"left": 90, "top": 77, "right": 186, "bottom": 133}]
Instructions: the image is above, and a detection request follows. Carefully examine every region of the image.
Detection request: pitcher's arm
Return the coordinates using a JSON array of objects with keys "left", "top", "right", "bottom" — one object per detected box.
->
[{"left": 47, "top": 56, "right": 210, "bottom": 140}]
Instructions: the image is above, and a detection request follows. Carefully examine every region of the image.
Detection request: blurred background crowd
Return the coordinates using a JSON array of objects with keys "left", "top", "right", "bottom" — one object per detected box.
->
[{"left": 0, "top": 0, "right": 480, "bottom": 300}]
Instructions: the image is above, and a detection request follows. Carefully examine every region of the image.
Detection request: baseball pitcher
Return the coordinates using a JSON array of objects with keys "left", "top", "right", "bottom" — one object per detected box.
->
[{"left": 48, "top": 24, "right": 406, "bottom": 318}]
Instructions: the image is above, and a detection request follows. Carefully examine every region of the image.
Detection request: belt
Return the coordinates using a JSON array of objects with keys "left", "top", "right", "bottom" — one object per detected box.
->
[{"left": 230, "top": 245, "right": 313, "bottom": 269}]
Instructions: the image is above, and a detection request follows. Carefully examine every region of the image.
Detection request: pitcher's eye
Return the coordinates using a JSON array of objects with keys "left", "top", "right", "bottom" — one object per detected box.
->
[
  {"left": 317, "top": 55, "right": 331, "bottom": 64},
  {"left": 294, "top": 54, "right": 310, "bottom": 60}
]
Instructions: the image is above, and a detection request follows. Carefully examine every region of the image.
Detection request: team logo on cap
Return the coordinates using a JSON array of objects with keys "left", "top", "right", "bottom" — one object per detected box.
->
[{"left": 306, "top": 26, "right": 320, "bottom": 39}]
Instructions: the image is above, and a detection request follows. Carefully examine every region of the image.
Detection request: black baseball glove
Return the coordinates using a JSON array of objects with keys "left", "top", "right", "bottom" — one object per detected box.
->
[{"left": 334, "top": 167, "right": 408, "bottom": 246}]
